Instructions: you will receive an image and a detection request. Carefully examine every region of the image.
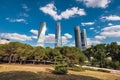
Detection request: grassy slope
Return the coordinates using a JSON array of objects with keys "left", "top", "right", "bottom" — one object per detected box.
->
[{"left": 0, "top": 64, "right": 120, "bottom": 80}]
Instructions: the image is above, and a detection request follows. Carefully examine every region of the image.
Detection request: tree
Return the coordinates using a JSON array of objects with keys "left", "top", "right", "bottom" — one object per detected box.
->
[
  {"left": 109, "top": 42, "right": 119, "bottom": 61},
  {"left": 53, "top": 55, "right": 68, "bottom": 74},
  {"left": 33, "top": 46, "right": 46, "bottom": 64},
  {"left": 16, "top": 44, "right": 33, "bottom": 64},
  {"left": 60, "top": 46, "right": 85, "bottom": 67},
  {"left": 94, "top": 44, "right": 106, "bottom": 67},
  {"left": 2, "top": 42, "right": 24, "bottom": 63}
]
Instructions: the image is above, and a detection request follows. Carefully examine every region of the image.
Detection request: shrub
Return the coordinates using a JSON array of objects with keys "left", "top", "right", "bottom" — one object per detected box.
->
[
  {"left": 53, "top": 55, "right": 68, "bottom": 75},
  {"left": 111, "top": 61, "right": 120, "bottom": 69}
]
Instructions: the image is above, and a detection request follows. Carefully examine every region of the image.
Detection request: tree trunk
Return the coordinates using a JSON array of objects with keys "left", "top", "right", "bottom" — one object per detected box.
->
[{"left": 9, "top": 55, "right": 12, "bottom": 63}]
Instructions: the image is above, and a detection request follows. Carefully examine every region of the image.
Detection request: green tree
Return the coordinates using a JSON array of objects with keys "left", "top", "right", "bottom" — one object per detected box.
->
[
  {"left": 33, "top": 46, "right": 46, "bottom": 64},
  {"left": 53, "top": 55, "right": 68, "bottom": 74}
]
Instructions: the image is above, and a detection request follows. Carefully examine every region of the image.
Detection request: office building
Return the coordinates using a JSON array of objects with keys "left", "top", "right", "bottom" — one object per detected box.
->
[
  {"left": 81, "top": 29, "right": 87, "bottom": 50},
  {"left": 55, "top": 22, "right": 62, "bottom": 47},
  {"left": 74, "top": 26, "right": 87, "bottom": 50},
  {"left": 74, "top": 26, "right": 81, "bottom": 48},
  {"left": 0, "top": 38, "right": 10, "bottom": 44},
  {"left": 36, "top": 22, "right": 46, "bottom": 47}
]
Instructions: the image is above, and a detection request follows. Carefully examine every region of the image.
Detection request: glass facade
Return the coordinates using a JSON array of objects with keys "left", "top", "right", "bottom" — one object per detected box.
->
[
  {"left": 74, "top": 26, "right": 81, "bottom": 48},
  {"left": 74, "top": 26, "right": 87, "bottom": 50}
]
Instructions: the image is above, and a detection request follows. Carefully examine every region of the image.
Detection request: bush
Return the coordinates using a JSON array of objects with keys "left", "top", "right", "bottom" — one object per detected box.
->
[
  {"left": 53, "top": 67, "right": 68, "bottom": 74},
  {"left": 53, "top": 55, "right": 68, "bottom": 75},
  {"left": 111, "top": 61, "right": 120, "bottom": 69},
  {"left": 90, "top": 59, "right": 99, "bottom": 67}
]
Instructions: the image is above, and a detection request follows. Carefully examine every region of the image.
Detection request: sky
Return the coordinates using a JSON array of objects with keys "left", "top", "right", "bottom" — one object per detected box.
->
[{"left": 0, "top": 0, "right": 120, "bottom": 47}]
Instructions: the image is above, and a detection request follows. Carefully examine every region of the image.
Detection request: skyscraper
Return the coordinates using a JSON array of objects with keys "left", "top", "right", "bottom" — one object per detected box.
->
[
  {"left": 55, "top": 22, "right": 62, "bottom": 47},
  {"left": 74, "top": 26, "right": 87, "bottom": 50},
  {"left": 37, "top": 22, "right": 47, "bottom": 47},
  {"left": 81, "top": 29, "right": 87, "bottom": 50},
  {"left": 74, "top": 26, "right": 81, "bottom": 48}
]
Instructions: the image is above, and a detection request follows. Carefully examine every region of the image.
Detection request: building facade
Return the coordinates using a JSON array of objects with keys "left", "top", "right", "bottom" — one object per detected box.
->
[
  {"left": 74, "top": 26, "right": 87, "bottom": 50},
  {"left": 74, "top": 26, "right": 81, "bottom": 48},
  {"left": 81, "top": 29, "right": 87, "bottom": 50},
  {"left": 55, "top": 22, "right": 62, "bottom": 47},
  {"left": 36, "top": 22, "right": 47, "bottom": 47},
  {"left": 0, "top": 38, "right": 10, "bottom": 44}
]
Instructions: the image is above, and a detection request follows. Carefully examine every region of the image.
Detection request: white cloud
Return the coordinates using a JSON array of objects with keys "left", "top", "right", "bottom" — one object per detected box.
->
[
  {"left": 81, "top": 22, "right": 94, "bottom": 26},
  {"left": 87, "top": 38, "right": 101, "bottom": 47},
  {"left": 89, "top": 27, "right": 94, "bottom": 30},
  {"left": 101, "top": 15, "right": 120, "bottom": 21},
  {"left": 30, "top": 29, "right": 38, "bottom": 35},
  {"left": 102, "top": 25, "right": 120, "bottom": 32},
  {"left": 6, "top": 17, "right": 27, "bottom": 23},
  {"left": 108, "top": 23, "right": 113, "bottom": 26},
  {"left": 40, "top": 3, "right": 86, "bottom": 20},
  {"left": 31, "top": 36, "right": 37, "bottom": 39},
  {"left": 19, "top": 13, "right": 29, "bottom": 17},
  {"left": 0, "top": 33, "right": 32, "bottom": 41},
  {"left": 64, "top": 33, "right": 72, "bottom": 39},
  {"left": 78, "top": 0, "right": 111, "bottom": 8},
  {"left": 94, "top": 25, "right": 120, "bottom": 41},
  {"left": 45, "top": 34, "right": 55, "bottom": 43},
  {"left": 22, "top": 4, "right": 30, "bottom": 11},
  {"left": 95, "top": 36, "right": 106, "bottom": 40},
  {"left": 44, "top": 34, "right": 70, "bottom": 44},
  {"left": 30, "top": 29, "right": 72, "bottom": 44}
]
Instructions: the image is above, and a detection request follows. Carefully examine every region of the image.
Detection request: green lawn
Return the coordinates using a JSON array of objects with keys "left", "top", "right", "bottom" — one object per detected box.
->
[{"left": 0, "top": 64, "right": 120, "bottom": 80}]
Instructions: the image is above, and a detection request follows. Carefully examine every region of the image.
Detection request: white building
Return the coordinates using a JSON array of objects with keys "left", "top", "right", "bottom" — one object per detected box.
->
[{"left": 0, "top": 38, "right": 10, "bottom": 44}]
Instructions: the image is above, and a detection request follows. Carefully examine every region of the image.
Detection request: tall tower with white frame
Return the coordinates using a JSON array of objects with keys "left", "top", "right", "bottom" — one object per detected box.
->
[{"left": 37, "top": 22, "right": 47, "bottom": 47}]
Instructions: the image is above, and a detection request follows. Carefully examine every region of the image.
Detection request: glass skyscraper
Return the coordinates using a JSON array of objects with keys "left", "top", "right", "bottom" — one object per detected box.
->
[
  {"left": 74, "top": 26, "right": 81, "bottom": 48},
  {"left": 36, "top": 22, "right": 46, "bottom": 47},
  {"left": 81, "top": 29, "right": 87, "bottom": 50},
  {"left": 55, "top": 22, "right": 62, "bottom": 47},
  {"left": 74, "top": 26, "right": 87, "bottom": 50}
]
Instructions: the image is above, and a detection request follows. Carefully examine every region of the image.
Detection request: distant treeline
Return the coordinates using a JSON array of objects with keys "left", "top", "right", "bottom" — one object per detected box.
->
[
  {"left": 84, "top": 42, "right": 120, "bottom": 70},
  {"left": 0, "top": 42, "right": 85, "bottom": 66},
  {"left": 0, "top": 42, "right": 120, "bottom": 70}
]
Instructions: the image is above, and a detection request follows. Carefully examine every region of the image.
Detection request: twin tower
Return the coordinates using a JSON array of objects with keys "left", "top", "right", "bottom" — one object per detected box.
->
[
  {"left": 37, "top": 22, "right": 87, "bottom": 50},
  {"left": 37, "top": 22, "right": 62, "bottom": 47}
]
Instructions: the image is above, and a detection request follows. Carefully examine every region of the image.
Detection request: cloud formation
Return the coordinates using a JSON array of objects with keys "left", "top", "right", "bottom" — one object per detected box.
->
[
  {"left": 30, "top": 29, "right": 38, "bottom": 35},
  {"left": 40, "top": 3, "right": 86, "bottom": 20},
  {"left": 95, "top": 25, "right": 120, "bottom": 40},
  {"left": 30, "top": 29, "right": 72, "bottom": 44},
  {"left": 81, "top": 22, "right": 94, "bottom": 26},
  {"left": 0, "top": 33, "right": 32, "bottom": 41},
  {"left": 64, "top": 33, "right": 72, "bottom": 39},
  {"left": 6, "top": 17, "right": 27, "bottom": 23},
  {"left": 22, "top": 4, "right": 30, "bottom": 11},
  {"left": 101, "top": 15, "right": 120, "bottom": 21},
  {"left": 89, "top": 27, "right": 94, "bottom": 30},
  {"left": 77, "top": 0, "right": 111, "bottom": 8}
]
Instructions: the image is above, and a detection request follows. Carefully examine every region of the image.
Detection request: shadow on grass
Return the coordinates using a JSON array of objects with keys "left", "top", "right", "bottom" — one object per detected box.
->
[{"left": 0, "top": 71, "right": 101, "bottom": 80}]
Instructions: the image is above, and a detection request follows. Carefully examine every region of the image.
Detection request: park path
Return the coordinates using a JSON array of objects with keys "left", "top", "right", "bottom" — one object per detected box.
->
[{"left": 82, "top": 66, "right": 120, "bottom": 75}]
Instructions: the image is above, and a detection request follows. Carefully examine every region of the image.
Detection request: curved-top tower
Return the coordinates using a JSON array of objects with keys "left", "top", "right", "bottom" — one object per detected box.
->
[
  {"left": 37, "top": 22, "right": 47, "bottom": 47},
  {"left": 74, "top": 26, "right": 81, "bottom": 48}
]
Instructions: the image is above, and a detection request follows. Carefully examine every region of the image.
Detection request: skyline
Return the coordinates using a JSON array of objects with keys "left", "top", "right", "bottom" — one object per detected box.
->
[{"left": 0, "top": 0, "right": 120, "bottom": 47}]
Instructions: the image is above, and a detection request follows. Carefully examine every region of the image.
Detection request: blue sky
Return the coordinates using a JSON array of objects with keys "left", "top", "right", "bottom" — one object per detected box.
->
[{"left": 0, "top": 0, "right": 120, "bottom": 47}]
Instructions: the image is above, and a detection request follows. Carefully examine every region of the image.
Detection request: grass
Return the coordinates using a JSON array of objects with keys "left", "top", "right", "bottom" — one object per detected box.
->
[{"left": 0, "top": 64, "right": 120, "bottom": 80}]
